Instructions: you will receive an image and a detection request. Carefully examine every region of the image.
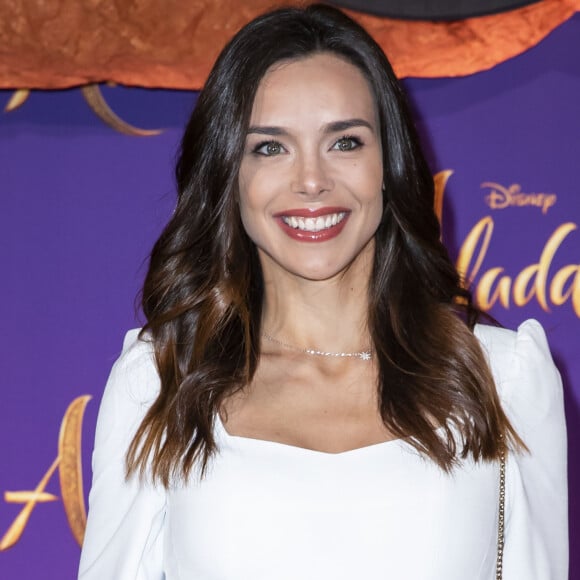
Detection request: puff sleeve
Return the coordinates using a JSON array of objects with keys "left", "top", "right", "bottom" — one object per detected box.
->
[
  {"left": 78, "top": 330, "right": 166, "bottom": 580},
  {"left": 477, "top": 319, "right": 568, "bottom": 579}
]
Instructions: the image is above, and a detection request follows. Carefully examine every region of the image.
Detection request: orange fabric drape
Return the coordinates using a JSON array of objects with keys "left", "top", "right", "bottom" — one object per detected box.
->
[
  {"left": 0, "top": 0, "right": 578, "bottom": 90},
  {"left": 353, "top": 0, "right": 580, "bottom": 78}
]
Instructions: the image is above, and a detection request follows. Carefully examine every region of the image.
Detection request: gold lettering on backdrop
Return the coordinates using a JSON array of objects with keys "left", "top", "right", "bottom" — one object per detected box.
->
[
  {"left": 434, "top": 170, "right": 454, "bottom": 226},
  {"left": 482, "top": 182, "right": 557, "bottom": 214},
  {"left": 435, "top": 171, "right": 578, "bottom": 317},
  {"left": 458, "top": 219, "right": 579, "bottom": 315},
  {"left": 58, "top": 395, "right": 91, "bottom": 546},
  {"left": 0, "top": 395, "right": 91, "bottom": 551},
  {"left": 551, "top": 265, "right": 580, "bottom": 308},
  {"left": 455, "top": 215, "right": 495, "bottom": 285}
]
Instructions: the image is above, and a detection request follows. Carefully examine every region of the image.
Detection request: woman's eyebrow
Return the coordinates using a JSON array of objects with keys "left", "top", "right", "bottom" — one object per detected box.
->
[
  {"left": 325, "top": 118, "right": 373, "bottom": 133},
  {"left": 247, "top": 125, "right": 288, "bottom": 136},
  {"left": 246, "top": 118, "right": 373, "bottom": 137}
]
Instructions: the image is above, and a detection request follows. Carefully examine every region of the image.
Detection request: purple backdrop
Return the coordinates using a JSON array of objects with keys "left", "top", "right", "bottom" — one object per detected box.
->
[{"left": 1, "top": 14, "right": 578, "bottom": 579}]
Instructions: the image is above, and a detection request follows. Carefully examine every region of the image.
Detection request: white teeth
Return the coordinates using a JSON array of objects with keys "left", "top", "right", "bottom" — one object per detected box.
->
[{"left": 282, "top": 212, "right": 346, "bottom": 232}]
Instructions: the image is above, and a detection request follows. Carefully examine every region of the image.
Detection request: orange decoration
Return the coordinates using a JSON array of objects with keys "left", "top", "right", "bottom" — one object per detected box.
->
[
  {"left": 0, "top": 0, "right": 578, "bottom": 90},
  {"left": 352, "top": 0, "right": 580, "bottom": 78}
]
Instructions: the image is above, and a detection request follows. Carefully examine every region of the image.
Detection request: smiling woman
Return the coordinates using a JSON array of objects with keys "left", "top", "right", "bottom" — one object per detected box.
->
[
  {"left": 238, "top": 54, "right": 383, "bottom": 281},
  {"left": 78, "top": 4, "right": 567, "bottom": 580}
]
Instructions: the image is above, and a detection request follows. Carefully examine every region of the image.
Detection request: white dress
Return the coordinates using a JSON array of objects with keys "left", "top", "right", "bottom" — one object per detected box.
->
[{"left": 78, "top": 320, "right": 568, "bottom": 579}]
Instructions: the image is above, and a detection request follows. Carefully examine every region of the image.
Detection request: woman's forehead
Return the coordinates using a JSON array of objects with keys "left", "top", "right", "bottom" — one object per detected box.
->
[{"left": 249, "top": 53, "right": 378, "bottom": 127}]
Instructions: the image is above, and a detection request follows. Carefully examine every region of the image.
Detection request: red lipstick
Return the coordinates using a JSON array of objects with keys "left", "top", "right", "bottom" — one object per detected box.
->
[{"left": 273, "top": 207, "right": 350, "bottom": 242}]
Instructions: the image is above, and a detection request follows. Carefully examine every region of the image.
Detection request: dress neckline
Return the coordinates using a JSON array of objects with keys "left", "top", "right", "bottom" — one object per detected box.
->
[{"left": 214, "top": 411, "right": 412, "bottom": 457}]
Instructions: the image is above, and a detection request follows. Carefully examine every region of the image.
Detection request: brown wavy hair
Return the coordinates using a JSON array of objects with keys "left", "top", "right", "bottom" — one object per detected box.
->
[{"left": 126, "top": 4, "right": 523, "bottom": 485}]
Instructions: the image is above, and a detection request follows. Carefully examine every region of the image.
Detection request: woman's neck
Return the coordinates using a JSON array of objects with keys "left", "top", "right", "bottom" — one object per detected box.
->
[{"left": 259, "top": 251, "right": 372, "bottom": 354}]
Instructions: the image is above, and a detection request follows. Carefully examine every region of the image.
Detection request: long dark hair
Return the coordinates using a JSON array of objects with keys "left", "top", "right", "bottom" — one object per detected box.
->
[{"left": 127, "top": 4, "right": 522, "bottom": 485}]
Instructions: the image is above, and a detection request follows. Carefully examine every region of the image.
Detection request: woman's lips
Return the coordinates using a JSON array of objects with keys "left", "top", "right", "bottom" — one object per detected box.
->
[{"left": 273, "top": 207, "right": 350, "bottom": 242}]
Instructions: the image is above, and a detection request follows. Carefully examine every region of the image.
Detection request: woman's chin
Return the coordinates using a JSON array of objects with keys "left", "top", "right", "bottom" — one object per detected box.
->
[{"left": 268, "top": 256, "right": 363, "bottom": 284}]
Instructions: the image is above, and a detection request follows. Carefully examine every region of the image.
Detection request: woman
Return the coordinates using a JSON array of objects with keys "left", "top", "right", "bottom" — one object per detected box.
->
[{"left": 78, "top": 4, "right": 567, "bottom": 579}]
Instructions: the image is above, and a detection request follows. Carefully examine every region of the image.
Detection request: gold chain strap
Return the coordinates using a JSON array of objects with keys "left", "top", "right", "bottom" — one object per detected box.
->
[{"left": 496, "top": 445, "right": 506, "bottom": 579}]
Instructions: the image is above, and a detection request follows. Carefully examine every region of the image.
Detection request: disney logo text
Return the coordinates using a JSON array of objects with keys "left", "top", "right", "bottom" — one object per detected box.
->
[{"left": 482, "top": 182, "right": 556, "bottom": 214}]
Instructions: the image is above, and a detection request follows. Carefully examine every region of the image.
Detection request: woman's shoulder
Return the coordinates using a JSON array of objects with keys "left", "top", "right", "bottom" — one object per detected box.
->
[
  {"left": 93, "top": 329, "right": 160, "bottom": 453},
  {"left": 474, "top": 319, "right": 563, "bottom": 431},
  {"left": 474, "top": 319, "right": 551, "bottom": 375},
  {"left": 115, "top": 327, "right": 155, "bottom": 371},
  {"left": 104, "top": 328, "right": 159, "bottom": 404}
]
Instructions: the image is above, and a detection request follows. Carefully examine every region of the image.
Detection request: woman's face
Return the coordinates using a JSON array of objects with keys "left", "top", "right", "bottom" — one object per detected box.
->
[{"left": 238, "top": 52, "right": 383, "bottom": 283}]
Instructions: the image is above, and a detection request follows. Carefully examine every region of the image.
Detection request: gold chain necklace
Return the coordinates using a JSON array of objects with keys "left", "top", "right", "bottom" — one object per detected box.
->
[{"left": 262, "top": 332, "right": 372, "bottom": 361}]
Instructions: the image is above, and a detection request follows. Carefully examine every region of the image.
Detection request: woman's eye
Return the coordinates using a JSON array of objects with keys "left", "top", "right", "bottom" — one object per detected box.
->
[
  {"left": 333, "top": 136, "right": 362, "bottom": 152},
  {"left": 253, "top": 141, "right": 285, "bottom": 156}
]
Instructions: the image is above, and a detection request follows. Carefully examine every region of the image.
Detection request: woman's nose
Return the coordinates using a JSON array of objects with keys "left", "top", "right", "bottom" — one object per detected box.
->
[{"left": 290, "top": 153, "right": 334, "bottom": 198}]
